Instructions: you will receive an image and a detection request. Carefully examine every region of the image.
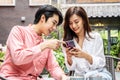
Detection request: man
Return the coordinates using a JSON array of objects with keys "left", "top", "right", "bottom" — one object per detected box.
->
[{"left": 0, "top": 5, "right": 67, "bottom": 80}]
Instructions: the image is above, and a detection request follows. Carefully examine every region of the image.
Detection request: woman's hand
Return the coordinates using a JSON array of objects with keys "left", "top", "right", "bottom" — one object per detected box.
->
[
  {"left": 66, "top": 47, "right": 73, "bottom": 65},
  {"left": 69, "top": 47, "right": 93, "bottom": 64},
  {"left": 69, "top": 47, "right": 85, "bottom": 58},
  {"left": 66, "top": 48, "right": 73, "bottom": 57}
]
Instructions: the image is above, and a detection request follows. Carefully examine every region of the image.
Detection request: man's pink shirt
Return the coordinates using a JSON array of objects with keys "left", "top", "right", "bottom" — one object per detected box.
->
[{"left": 0, "top": 26, "right": 64, "bottom": 80}]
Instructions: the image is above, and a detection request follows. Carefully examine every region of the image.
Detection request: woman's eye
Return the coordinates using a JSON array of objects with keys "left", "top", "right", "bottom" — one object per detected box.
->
[
  {"left": 75, "top": 21, "right": 79, "bottom": 24},
  {"left": 69, "top": 22, "right": 72, "bottom": 25}
]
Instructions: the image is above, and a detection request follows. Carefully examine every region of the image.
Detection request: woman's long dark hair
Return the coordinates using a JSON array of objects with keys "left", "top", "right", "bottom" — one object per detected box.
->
[{"left": 63, "top": 6, "right": 92, "bottom": 41}]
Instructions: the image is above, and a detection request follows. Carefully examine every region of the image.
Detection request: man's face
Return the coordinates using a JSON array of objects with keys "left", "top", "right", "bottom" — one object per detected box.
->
[{"left": 42, "top": 14, "right": 59, "bottom": 36}]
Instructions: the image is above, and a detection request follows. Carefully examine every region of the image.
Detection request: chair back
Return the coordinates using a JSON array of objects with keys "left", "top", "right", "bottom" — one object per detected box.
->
[{"left": 105, "top": 55, "right": 115, "bottom": 80}]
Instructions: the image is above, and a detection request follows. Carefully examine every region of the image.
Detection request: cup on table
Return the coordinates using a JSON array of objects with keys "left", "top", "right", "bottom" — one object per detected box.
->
[
  {"left": 42, "top": 78, "right": 55, "bottom": 80},
  {"left": 68, "top": 76, "right": 84, "bottom": 80},
  {"left": 89, "top": 76, "right": 102, "bottom": 80},
  {"left": 102, "top": 78, "right": 107, "bottom": 80}
]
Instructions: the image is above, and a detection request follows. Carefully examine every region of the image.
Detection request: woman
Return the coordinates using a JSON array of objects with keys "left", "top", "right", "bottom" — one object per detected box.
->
[
  {"left": 0, "top": 5, "right": 67, "bottom": 80},
  {"left": 62, "top": 6, "right": 112, "bottom": 80}
]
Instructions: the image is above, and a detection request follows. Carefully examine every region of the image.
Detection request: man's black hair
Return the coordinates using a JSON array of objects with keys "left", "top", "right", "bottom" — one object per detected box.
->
[{"left": 34, "top": 5, "right": 63, "bottom": 26}]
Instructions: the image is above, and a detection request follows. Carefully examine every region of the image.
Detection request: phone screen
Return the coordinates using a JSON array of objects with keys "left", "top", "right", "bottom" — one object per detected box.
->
[{"left": 64, "top": 40, "right": 75, "bottom": 48}]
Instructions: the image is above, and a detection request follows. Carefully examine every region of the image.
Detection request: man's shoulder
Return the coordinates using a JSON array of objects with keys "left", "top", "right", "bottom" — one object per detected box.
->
[
  {"left": 10, "top": 25, "right": 29, "bottom": 36},
  {"left": 12, "top": 25, "right": 29, "bottom": 32},
  {"left": 12, "top": 25, "right": 25, "bottom": 30}
]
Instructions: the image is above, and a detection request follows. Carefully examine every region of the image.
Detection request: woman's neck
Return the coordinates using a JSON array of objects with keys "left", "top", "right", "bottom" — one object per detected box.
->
[
  {"left": 77, "top": 31, "right": 85, "bottom": 39},
  {"left": 76, "top": 32, "right": 85, "bottom": 48}
]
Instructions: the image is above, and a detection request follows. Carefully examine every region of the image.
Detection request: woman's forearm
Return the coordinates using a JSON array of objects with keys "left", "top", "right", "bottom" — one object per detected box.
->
[
  {"left": 67, "top": 56, "right": 73, "bottom": 65},
  {"left": 84, "top": 52, "right": 93, "bottom": 64}
]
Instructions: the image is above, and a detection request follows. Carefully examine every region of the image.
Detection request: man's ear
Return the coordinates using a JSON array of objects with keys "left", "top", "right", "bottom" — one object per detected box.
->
[{"left": 40, "top": 14, "right": 46, "bottom": 23}]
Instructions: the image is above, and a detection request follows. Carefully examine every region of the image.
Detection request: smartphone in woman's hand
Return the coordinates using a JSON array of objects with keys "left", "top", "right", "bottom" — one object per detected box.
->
[{"left": 63, "top": 40, "right": 75, "bottom": 48}]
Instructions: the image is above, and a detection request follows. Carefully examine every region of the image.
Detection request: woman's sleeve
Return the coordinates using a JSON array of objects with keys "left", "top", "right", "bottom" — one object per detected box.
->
[
  {"left": 89, "top": 32, "right": 106, "bottom": 70},
  {"left": 6, "top": 26, "right": 41, "bottom": 65}
]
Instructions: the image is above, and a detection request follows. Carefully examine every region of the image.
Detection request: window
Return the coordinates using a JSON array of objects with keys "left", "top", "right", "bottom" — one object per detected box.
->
[
  {"left": 0, "top": 0, "right": 15, "bottom": 6},
  {"left": 61, "top": 0, "right": 120, "bottom": 4},
  {"left": 110, "top": 37, "right": 118, "bottom": 45},
  {"left": 29, "top": 0, "right": 51, "bottom": 6},
  {"left": 51, "top": 0, "right": 59, "bottom": 7}
]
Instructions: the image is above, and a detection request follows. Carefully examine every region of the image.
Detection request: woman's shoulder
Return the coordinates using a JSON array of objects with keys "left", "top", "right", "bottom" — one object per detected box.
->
[{"left": 90, "top": 31, "right": 101, "bottom": 38}]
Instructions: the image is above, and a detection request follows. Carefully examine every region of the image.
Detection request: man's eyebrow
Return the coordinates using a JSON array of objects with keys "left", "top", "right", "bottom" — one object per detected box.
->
[{"left": 53, "top": 19, "right": 58, "bottom": 24}]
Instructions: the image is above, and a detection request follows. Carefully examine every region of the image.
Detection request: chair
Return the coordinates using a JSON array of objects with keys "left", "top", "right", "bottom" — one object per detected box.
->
[
  {"left": 0, "top": 76, "right": 7, "bottom": 80},
  {"left": 0, "top": 59, "right": 3, "bottom": 62},
  {"left": 0, "top": 59, "right": 6, "bottom": 80},
  {"left": 105, "top": 55, "right": 120, "bottom": 80},
  {"left": 0, "top": 59, "right": 4, "bottom": 66}
]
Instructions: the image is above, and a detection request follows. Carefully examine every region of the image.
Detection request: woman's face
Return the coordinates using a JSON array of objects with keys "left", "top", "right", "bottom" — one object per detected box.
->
[
  {"left": 41, "top": 14, "right": 59, "bottom": 36},
  {"left": 69, "top": 14, "right": 84, "bottom": 35}
]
